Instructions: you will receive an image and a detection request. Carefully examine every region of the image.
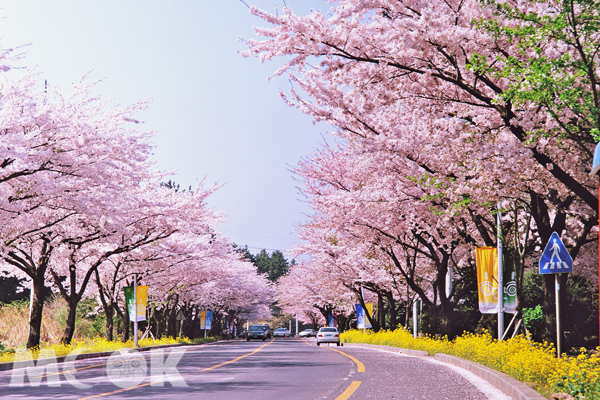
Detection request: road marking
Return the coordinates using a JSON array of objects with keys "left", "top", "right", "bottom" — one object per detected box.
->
[
  {"left": 39, "top": 343, "right": 212, "bottom": 379},
  {"left": 78, "top": 338, "right": 274, "bottom": 399},
  {"left": 38, "top": 340, "right": 239, "bottom": 380},
  {"left": 302, "top": 338, "right": 365, "bottom": 372},
  {"left": 327, "top": 348, "right": 365, "bottom": 373},
  {"left": 200, "top": 339, "right": 272, "bottom": 372},
  {"left": 335, "top": 381, "right": 362, "bottom": 400}
]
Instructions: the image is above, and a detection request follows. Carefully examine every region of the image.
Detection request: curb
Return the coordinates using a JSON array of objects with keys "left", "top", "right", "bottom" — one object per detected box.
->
[
  {"left": 434, "top": 353, "right": 545, "bottom": 400},
  {"left": 342, "top": 343, "right": 545, "bottom": 400},
  {"left": 0, "top": 341, "right": 213, "bottom": 372}
]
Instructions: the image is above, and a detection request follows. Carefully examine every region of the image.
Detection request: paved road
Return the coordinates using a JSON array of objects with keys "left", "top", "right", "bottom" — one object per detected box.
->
[{"left": 0, "top": 338, "right": 510, "bottom": 399}]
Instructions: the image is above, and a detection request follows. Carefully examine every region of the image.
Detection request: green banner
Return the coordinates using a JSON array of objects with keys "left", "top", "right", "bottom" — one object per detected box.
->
[
  {"left": 503, "top": 265, "right": 517, "bottom": 314},
  {"left": 124, "top": 286, "right": 148, "bottom": 322}
]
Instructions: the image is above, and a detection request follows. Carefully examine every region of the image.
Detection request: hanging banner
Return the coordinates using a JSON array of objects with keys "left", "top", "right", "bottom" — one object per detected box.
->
[
  {"left": 205, "top": 310, "right": 213, "bottom": 330},
  {"left": 328, "top": 314, "right": 334, "bottom": 327},
  {"left": 355, "top": 304, "right": 365, "bottom": 329},
  {"left": 199, "top": 310, "right": 207, "bottom": 330},
  {"left": 365, "top": 303, "right": 373, "bottom": 328},
  {"left": 124, "top": 285, "right": 148, "bottom": 322},
  {"left": 475, "top": 247, "right": 499, "bottom": 314},
  {"left": 503, "top": 267, "right": 517, "bottom": 314}
]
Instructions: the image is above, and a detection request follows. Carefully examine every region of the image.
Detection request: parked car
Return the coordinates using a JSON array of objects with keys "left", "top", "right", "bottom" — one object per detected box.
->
[
  {"left": 262, "top": 324, "right": 272, "bottom": 338},
  {"left": 247, "top": 325, "right": 267, "bottom": 341},
  {"left": 316, "top": 327, "right": 340, "bottom": 346},
  {"left": 298, "top": 329, "right": 318, "bottom": 338},
  {"left": 273, "top": 328, "right": 290, "bottom": 337}
]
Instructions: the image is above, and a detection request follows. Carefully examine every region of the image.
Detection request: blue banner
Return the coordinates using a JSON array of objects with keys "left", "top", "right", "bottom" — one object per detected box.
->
[
  {"left": 328, "top": 314, "right": 334, "bottom": 327},
  {"left": 355, "top": 304, "right": 365, "bottom": 329},
  {"left": 206, "top": 310, "right": 213, "bottom": 330}
]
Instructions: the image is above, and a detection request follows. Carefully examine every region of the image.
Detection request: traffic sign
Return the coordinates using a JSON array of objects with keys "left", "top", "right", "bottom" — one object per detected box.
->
[{"left": 539, "top": 232, "right": 573, "bottom": 274}]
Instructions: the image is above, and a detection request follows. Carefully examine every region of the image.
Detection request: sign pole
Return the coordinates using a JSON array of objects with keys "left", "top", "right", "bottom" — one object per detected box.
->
[
  {"left": 555, "top": 274, "right": 561, "bottom": 357},
  {"left": 497, "top": 202, "right": 504, "bottom": 341},
  {"left": 539, "top": 231, "right": 573, "bottom": 356},
  {"left": 134, "top": 275, "right": 138, "bottom": 347}
]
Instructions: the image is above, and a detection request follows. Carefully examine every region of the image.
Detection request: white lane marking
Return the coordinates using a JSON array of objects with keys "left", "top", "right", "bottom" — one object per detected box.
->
[{"left": 425, "top": 358, "right": 512, "bottom": 400}]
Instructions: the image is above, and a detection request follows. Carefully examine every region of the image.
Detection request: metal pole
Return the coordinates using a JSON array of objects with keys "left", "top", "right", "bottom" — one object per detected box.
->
[
  {"left": 295, "top": 315, "right": 298, "bottom": 337},
  {"left": 556, "top": 274, "right": 561, "bottom": 357},
  {"left": 445, "top": 266, "right": 452, "bottom": 299},
  {"left": 413, "top": 299, "right": 418, "bottom": 338},
  {"left": 497, "top": 201, "right": 504, "bottom": 341},
  {"left": 134, "top": 275, "right": 138, "bottom": 347}
]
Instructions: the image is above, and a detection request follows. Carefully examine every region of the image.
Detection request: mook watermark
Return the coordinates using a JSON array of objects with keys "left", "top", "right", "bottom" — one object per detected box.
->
[{"left": 9, "top": 348, "right": 188, "bottom": 389}]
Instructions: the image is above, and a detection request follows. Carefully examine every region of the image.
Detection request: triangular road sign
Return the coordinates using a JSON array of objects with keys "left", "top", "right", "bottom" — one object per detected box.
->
[{"left": 539, "top": 232, "right": 573, "bottom": 274}]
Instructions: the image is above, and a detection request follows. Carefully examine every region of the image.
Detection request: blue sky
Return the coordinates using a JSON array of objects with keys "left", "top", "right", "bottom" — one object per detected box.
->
[{"left": 1, "top": 1, "right": 331, "bottom": 256}]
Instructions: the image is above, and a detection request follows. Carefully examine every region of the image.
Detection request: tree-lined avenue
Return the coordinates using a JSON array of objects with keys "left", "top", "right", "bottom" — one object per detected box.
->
[{"left": 0, "top": 339, "right": 510, "bottom": 399}]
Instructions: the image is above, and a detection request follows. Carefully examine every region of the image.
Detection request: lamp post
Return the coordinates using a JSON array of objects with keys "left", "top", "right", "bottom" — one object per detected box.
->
[
  {"left": 590, "top": 143, "right": 600, "bottom": 345},
  {"left": 497, "top": 202, "right": 504, "bottom": 341}
]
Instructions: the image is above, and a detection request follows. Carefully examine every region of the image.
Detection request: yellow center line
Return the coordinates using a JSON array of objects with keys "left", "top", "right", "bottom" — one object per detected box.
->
[
  {"left": 301, "top": 338, "right": 364, "bottom": 399},
  {"left": 78, "top": 338, "right": 274, "bottom": 400},
  {"left": 301, "top": 338, "right": 365, "bottom": 372},
  {"left": 335, "top": 381, "right": 362, "bottom": 400},
  {"left": 327, "top": 348, "right": 365, "bottom": 373},
  {"left": 38, "top": 339, "right": 240, "bottom": 379}
]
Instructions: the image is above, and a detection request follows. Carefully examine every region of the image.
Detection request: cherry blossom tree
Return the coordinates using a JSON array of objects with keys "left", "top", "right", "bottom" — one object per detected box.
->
[{"left": 244, "top": 0, "right": 599, "bottom": 340}]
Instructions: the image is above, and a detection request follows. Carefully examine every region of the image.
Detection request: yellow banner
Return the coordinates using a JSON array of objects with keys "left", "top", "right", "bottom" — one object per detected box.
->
[
  {"left": 136, "top": 286, "right": 148, "bottom": 321},
  {"left": 199, "top": 310, "right": 207, "bottom": 329},
  {"left": 365, "top": 303, "right": 373, "bottom": 328},
  {"left": 475, "top": 247, "right": 498, "bottom": 314}
]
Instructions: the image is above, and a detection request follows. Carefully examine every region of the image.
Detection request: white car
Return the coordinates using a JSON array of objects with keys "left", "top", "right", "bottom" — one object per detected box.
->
[
  {"left": 273, "top": 328, "right": 290, "bottom": 337},
  {"left": 316, "top": 327, "right": 340, "bottom": 346},
  {"left": 298, "top": 329, "right": 318, "bottom": 337}
]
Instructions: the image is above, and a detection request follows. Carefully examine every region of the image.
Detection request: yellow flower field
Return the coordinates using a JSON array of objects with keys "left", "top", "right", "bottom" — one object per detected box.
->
[{"left": 341, "top": 329, "right": 600, "bottom": 399}]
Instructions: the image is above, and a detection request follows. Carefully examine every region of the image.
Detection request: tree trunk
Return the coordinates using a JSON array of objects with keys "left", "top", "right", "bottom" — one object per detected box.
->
[
  {"left": 377, "top": 293, "right": 385, "bottom": 330},
  {"left": 105, "top": 306, "right": 114, "bottom": 341},
  {"left": 60, "top": 300, "right": 78, "bottom": 345},
  {"left": 386, "top": 292, "right": 398, "bottom": 330},
  {"left": 26, "top": 276, "right": 47, "bottom": 349},
  {"left": 543, "top": 274, "right": 556, "bottom": 343},
  {"left": 118, "top": 303, "right": 130, "bottom": 342}
]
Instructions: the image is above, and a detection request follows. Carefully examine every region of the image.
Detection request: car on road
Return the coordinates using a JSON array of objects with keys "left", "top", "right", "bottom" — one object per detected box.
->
[
  {"left": 316, "top": 327, "right": 340, "bottom": 346},
  {"left": 262, "top": 324, "right": 272, "bottom": 338},
  {"left": 247, "top": 325, "right": 268, "bottom": 341},
  {"left": 273, "top": 328, "right": 290, "bottom": 337},
  {"left": 298, "top": 329, "right": 318, "bottom": 338}
]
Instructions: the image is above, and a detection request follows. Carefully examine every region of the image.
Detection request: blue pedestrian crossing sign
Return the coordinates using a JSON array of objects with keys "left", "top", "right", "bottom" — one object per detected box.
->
[{"left": 539, "top": 232, "right": 573, "bottom": 274}]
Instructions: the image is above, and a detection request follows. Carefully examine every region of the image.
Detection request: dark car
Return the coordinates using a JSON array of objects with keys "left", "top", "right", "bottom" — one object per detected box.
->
[
  {"left": 261, "top": 324, "right": 272, "bottom": 338},
  {"left": 247, "top": 325, "right": 267, "bottom": 341}
]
